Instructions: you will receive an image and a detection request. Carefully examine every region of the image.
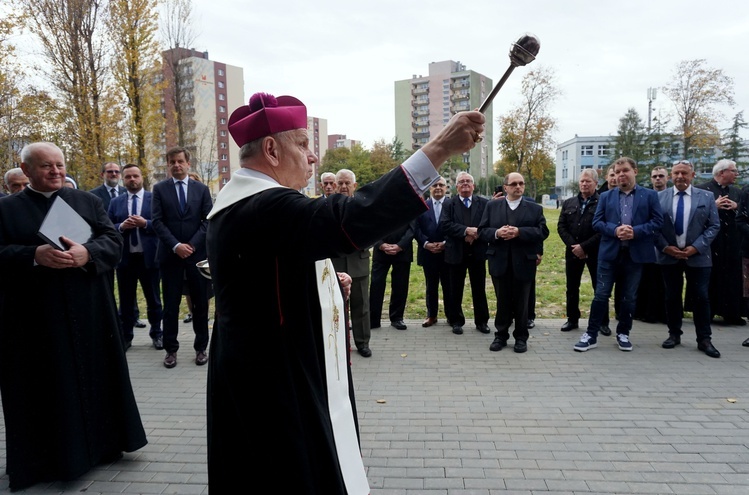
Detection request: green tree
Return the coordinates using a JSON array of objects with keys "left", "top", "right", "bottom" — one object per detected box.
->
[
  {"left": 613, "top": 108, "right": 649, "bottom": 163},
  {"left": 496, "top": 66, "right": 559, "bottom": 200},
  {"left": 720, "top": 111, "right": 749, "bottom": 172},
  {"left": 662, "top": 59, "right": 734, "bottom": 160}
]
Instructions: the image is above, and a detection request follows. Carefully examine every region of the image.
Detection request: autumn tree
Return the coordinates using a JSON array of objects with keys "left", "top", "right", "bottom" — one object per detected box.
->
[
  {"left": 107, "top": 0, "right": 164, "bottom": 174},
  {"left": 161, "top": 0, "right": 197, "bottom": 148},
  {"left": 662, "top": 59, "right": 735, "bottom": 160},
  {"left": 21, "top": 0, "right": 113, "bottom": 189},
  {"left": 495, "top": 66, "right": 559, "bottom": 200}
]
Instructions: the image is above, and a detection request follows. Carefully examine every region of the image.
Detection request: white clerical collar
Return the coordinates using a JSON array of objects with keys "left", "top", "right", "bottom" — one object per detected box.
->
[{"left": 207, "top": 167, "right": 288, "bottom": 219}]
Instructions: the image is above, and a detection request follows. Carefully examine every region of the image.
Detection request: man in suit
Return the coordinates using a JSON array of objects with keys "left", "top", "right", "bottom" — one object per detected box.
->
[
  {"left": 440, "top": 171, "right": 490, "bottom": 335},
  {"left": 655, "top": 160, "right": 720, "bottom": 358},
  {"left": 479, "top": 172, "right": 548, "bottom": 353},
  {"left": 413, "top": 178, "right": 453, "bottom": 327},
  {"left": 330, "top": 169, "right": 373, "bottom": 357},
  {"left": 320, "top": 171, "right": 336, "bottom": 197},
  {"left": 557, "top": 168, "right": 610, "bottom": 335},
  {"left": 369, "top": 222, "right": 414, "bottom": 331},
  {"left": 574, "top": 157, "right": 663, "bottom": 352},
  {"left": 108, "top": 164, "right": 163, "bottom": 350},
  {"left": 3, "top": 167, "right": 29, "bottom": 194},
  {"left": 89, "top": 162, "right": 126, "bottom": 209},
  {"left": 695, "top": 159, "right": 744, "bottom": 326},
  {"left": 152, "top": 147, "right": 213, "bottom": 368}
]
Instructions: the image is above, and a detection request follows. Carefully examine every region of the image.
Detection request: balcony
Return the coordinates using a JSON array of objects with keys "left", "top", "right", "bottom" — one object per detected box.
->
[
  {"left": 411, "top": 86, "right": 429, "bottom": 96},
  {"left": 412, "top": 109, "right": 429, "bottom": 117},
  {"left": 412, "top": 129, "right": 430, "bottom": 139},
  {"left": 412, "top": 120, "right": 429, "bottom": 128},
  {"left": 451, "top": 81, "right": 469, "bottom": 89},
  {"left": 412, "top": 97, "right": 429, "bottom": 106},
  {"left": 453, "top": 91, "right": 470, "bottom": 101}
]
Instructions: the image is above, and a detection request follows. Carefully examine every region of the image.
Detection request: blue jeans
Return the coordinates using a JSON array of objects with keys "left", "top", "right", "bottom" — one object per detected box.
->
[{"left": 587, "top": 249, "right": 643, "bottom": 337}]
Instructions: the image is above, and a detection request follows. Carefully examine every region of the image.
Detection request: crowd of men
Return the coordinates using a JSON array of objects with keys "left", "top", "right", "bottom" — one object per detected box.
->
[
  {"left": 319, "top": 156, "right": 749, "bottom": 361},
  {"left": 1, "top": 99, "right": 748, "bottom": 492}
]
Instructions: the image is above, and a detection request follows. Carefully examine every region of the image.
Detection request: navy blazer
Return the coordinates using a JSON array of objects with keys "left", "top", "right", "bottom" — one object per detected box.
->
[
  {"left": 478, "top": 198, "right": 549, "bottom": 282},
  {"left": 593, "top": 186, "right": 663, "bottom": 263},
  {"left": 152, "top": 178, "right": 212, "bottom": 263},
  {"left": 654, "top": 186, "right": 719, "bottom": 267},
  {"left": 414, "top": 198, "right": 447, "bottom": 267},
  {"left": 89, "top": 184, "right": 126, "bottom": 210},
  {"left": 107, "top": 191, "right": 160, "bottom": 269},
  {"left": 439, "top": 194, "right": 489, "bottom": 264}
]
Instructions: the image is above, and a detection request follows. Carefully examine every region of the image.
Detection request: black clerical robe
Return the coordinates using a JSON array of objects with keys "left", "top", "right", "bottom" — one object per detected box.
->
[
  {"left": 206, "top": 167, "right": 427, "bottom": 494},
  {"left": 0, "top": 187, "right": 147, "bottom": 491}
]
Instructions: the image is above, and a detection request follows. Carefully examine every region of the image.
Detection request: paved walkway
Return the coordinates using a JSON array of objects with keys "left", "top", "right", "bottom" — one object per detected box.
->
[{"left": 2, "top": 319, "right": 749, "bottom": 494}]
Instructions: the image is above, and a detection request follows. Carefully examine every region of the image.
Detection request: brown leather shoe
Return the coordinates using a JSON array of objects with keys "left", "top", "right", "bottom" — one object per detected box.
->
[
  {"left": 164, "top": 352, "right": 177, "bottom": 368},
  {"left": 196, "top": 350, "right": 208, "bottom": 366},
  {"left": 422, "top": 316, "right": 438, "bottom": 327}
]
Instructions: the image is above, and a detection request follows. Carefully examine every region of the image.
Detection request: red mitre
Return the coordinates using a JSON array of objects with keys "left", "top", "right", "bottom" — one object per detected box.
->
[{"left": 228, "top": 92, "right": 307, "bottom": 147}]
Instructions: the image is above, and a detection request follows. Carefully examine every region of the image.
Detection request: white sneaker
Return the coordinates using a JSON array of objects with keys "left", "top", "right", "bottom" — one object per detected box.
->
[
  {"left": 574, "top": 332, "right": 598, "bottom": 352},
  {"left": 617, "top": 333, "right": 633, "bottom": 351}
]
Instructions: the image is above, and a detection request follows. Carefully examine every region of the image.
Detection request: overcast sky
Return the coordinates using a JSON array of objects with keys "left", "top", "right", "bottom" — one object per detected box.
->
[{"left": 186, "top": 0, "right": 749, "bottom": 149}]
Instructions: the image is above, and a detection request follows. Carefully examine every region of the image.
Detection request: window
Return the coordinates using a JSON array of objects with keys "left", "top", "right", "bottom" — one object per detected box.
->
[
  {"left": 221, "top": 166, "right": 227, "bottom": 173},
  {"left": 220, "top": 130, "right": 227, "bottom": 136},
  {"left": 581, "top": 145, "right": 593, "bottom": 156},
  {"left": 219, "top": 105, "right": 226, "bottom": 113},
  {"left": 221, "top": 154, "right": 227, "bottom": 160},
  {"left": 218, "top": 81, "right": 224, "bottom": 88},
  {"left": 598, "top": 145, "right": 610, "bottom": 156},
  {"left": 220, "top": 142, "right": 227, "bottom": 149},
  {"left": 218, "top": 94, "right": 225, "bottom": 101},
  {"left": 218, "top": 69, "right": 224, "bottom": 76},
  {"left": 220, "top": 118, "right": 226, "bottom": 124}
]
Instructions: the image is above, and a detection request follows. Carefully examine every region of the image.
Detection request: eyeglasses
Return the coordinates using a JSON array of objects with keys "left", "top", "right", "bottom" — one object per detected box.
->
[
  {"left": 105, "top": 170, "right": 121, "bottom": 175},
  {"left": 506, "top": 182, "right": 525, "bottom": 187},
  {"left": 432, "top": 183, "right": 446, "bottom": 188},
  {"left": 725, "top": 168, "right": 739, "bottom": 173},
  {"left": 651, "top": 174, "right": 665, "bottom": 179},
  {"left": 672, "top": 160, "right": 691, "bottom": 166},
  {"left": 456, "top": 180, "right": 473, "bottom": 185}
]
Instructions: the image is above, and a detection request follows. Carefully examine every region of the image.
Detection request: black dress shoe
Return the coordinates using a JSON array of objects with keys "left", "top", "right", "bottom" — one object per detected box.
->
[
  {"left": 123, "top": 340, "right": 132, "bottom": 351},
  {"left": 452, "top": 325, "right": 464, "bottom": 335},
  {"left": 476, "top": 323, "right": 490, "bottom": 334},
  {"left": 135, "top": 319, "right": 147, "bottom": 328},
  {"left": 152, "top": 336, "right": 164, "bottom": 350},
  {"left": 728, "top": 318, "right": 747, "bottom": 326},
  {"left": 743, "top": 337, "right": 749, "bottom": 347},
  {"left": 662, "top": 334, "right": 681, "bottom": 349},
  {"left": 357, "top": 347, "right": 372, "bottom": 358},
  {"left": 392, "top": 320, "right": 407, "bottom": 330},
  {"left": 600, "top": 325, "right": 612, "bottom": 337},
  {"left": 183, "top": 314, "right": 193, "bottom": 323},
  {"left": 698, "top": 340, "right": 720, "bottom": 358},
  {"left": 527, "top": 319, "right": 535, "bottom": 329},
  {"left": 513, "top": 340, "right": 527, "bottom": 353},
  {"left": 489, "top": 337, "right": 506, "bottom": 351},
  {"left": 195, "top": 350, "right": 208, "bottom": 366},
  {"left": 164, "top": 352, "right": 177, "bottom": 368},
  {"left": 560, "top": 320, "right": 578, "bottom": 332}
]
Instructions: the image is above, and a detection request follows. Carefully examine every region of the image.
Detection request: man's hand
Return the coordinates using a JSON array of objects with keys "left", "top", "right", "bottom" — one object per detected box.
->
[
  {"left": 716, "top": 195, "right": 737, "bottom": 210},
  {"left": 571, "top": 244, "right": 587, "bottom": 259},
  {"left": 337, "top": 272, "right": 352, "bottom": 301},
  {"left": 421, "top": 111, "right": 485, "bottom": 167},
  {"left": 425, "top": 241, "right": 445, "bottom": 254},
  {"left": 615, "top": 224, "right": 634, "bottom": 240},
  {"left": 496, "top": 225, "right": 519, "bottom": 240},
  {"left": 121, "top": 215, "right": 146, "bottom": 230},
  {"left": 175, "top": 243, "right": 195, "bottom": 259},
  {"left": 464, "top": 226, "right": 479, "bottom": 244},
  {"left": 35, "top": 244, "right": 75, "bottom": 269},
  {"left": 60, "top": 236, "right": 91, "bottom": 267}
]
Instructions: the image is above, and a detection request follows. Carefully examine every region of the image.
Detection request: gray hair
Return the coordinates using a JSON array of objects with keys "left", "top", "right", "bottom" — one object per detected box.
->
[
  {"left": 239, "top": 129, "right": 298, "bottom": 162},
  {"left": 20, "top": 142, "right": 63, "bottom": 167},
  {"left": 580, "top": 168, "right": 599, "bottom": 182},
  {"left": 713, "top": 159, "right": 737, "bottom": 176},
  {"left": 4, "top": 167, "right": 25, "bottom": 184},
  {"left": 320, "top": 172, "right": 335, "bottom": 182},
  {"left": 336, "top": 168, "right": 356, "bottom": 183}
]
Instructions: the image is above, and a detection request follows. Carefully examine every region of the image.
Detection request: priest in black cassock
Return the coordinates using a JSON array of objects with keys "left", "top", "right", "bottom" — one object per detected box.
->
[
  {"left": 0, "top": 142, "right": 147, "bottom": 491},
  {"left": 205, "top": 92, "right": 485, "bottom": 494}
]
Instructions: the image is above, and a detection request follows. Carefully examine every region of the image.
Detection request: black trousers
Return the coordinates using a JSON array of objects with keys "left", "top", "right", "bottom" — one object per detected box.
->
[
  {"left": 422, "top": 254, "right": 452, "bottom": 321},
  {"left": 564, "top": 254, "right": 609, "bottom": 326},
  {"left": 161, "top": 256, "right": 210, "bottom": 353},
  {"left": 447, "top": 255, "right": 489, "bottom": 327},
  {"left": 491, "top": 269, "right": 532, "bottom": 342},
  {"left": 117, "top": 253, "right": 163, "bottom": 342},
  {"left": 369, "top": 259, "right": 411, "bottom": 325}
]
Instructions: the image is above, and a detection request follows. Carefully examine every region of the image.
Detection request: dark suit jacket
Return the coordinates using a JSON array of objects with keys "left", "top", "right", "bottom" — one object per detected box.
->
[
  {"left": 478, "top": 198, "right": 549, "bottom": 282},
  {"left": 655, "top": 186, "right": 719, "bottom": 268},
  {"left": 152, "top": 178, "right": 212, "bottom": 263},
  {"left": 372, "top": 223, "right": 414, "bottom": 264},
  {"left": 414, "top": 198, "right": 446, "bottom": 267},
  {"left": 557, "top": 192, "right": 602, "bottom": 259},
  {"left": 439, "top": 194, "right": 489, "bottom": 264},
  {"left": 593, "top": 186, "right": 663, "bottom": 263},
  {"left": 107, "top": 190, "right": 160, "bottom": 269},
  {"left": 89, "top": 184, "right": 126, "bottom": 210}
]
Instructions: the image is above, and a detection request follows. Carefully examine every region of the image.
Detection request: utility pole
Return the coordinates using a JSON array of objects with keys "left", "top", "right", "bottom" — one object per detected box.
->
[{"left": 647, "top": 88, "right": 657, "bottom": 132}]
